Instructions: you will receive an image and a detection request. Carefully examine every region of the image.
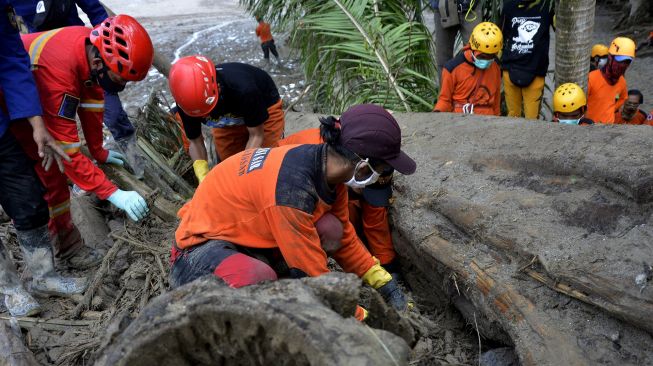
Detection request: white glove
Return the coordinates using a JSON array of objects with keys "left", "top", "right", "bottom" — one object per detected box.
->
[{"left": 107, "top": 189, "right": 149, "bottom": 221}]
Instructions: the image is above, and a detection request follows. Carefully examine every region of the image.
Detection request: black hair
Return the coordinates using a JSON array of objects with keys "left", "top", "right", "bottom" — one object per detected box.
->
[
  {"left": 628, "top": 89, "right": 644, "bottom": 104},
  {"left": 319, "top": 116, "right": 359, "bottom": 163}
]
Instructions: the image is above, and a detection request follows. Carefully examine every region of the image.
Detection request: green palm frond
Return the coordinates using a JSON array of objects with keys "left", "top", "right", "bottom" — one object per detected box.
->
[{"left": 241, "top": 0, "right": 438, "bottom": 112}]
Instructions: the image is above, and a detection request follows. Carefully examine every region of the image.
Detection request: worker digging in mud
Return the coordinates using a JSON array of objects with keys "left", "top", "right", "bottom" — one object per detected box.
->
[
  {"left": 614, "top": 90, "right": 652, "bottom": 125},
  {"left": 0, "top": 0, "right": 87, "bottom": 316},
  {"left": 169, "top": 55, "right": 285, "bottom": 183},
  {"left": 279, "top": 126, "right": 401, "bottom": 277},
  {"left": 586, "top": 36, "right": 636, "bottom": 124},
  {"left": 552, "top": 83, "right": 594, "bottom": 125},
  {"left": 433, "top": 22, "right": 502, "bottom": 115},
  {"left": 9, "top": 15, "right": 153, "bottom": 269},
  {"left": 255, "top": 15, "right": 280, "bottom": 66},
  {"left": 12, "top": 0, "right": 148, "bottom": 178},
  {"left": 170, "top": 104, "right": 414, "bottom": 320},
  {"left": 590, "top": 44, "right": 609, "bottom": 71}
]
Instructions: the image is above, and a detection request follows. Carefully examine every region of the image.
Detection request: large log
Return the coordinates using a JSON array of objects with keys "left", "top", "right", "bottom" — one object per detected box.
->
[
  {"left": 97, "top": 274, "right": 410, "bottom": 366},
  {"left": 283, "top": 112, "right": 653, "bottom": 365}
]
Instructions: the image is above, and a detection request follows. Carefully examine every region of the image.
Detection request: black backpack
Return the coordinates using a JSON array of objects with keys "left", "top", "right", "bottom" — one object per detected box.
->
[{"left": 32, "top": 0, "right": 75, "bottom": 31}]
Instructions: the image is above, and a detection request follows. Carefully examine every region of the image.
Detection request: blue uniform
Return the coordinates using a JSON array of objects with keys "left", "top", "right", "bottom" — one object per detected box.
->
[
  {"left": 0, "top": 0, "right": 42, "bottom": 138},
  {"left": 11, "top": 0, "right": 107, "bottom": 32}
]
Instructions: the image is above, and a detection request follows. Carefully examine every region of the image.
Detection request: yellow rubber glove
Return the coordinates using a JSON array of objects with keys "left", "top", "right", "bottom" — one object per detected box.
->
[
  {"left": 193, "top": 159, "right": 210, "bottom": 183},
  {"left": 362, "top": 260, "right": 393, "bottom": 289}
]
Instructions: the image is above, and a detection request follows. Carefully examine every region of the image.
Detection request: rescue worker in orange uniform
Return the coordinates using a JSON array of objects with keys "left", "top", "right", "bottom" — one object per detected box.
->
[
  {"left": 614, "top": 90, "right": 650, "bottom": 125},
  {"left": 10, "top": 15, "right": 153, "bottom": 268},
  {"left": 255, "top": 16, "right": 279, "bottom": 64},
  {"left": 279, "top": 127, "right": 399, "bottom": 274},
  {"left": 552, "top": 83, "right": 594, "bottom": 125},
  {"left": 586, "top": 37, "right": 635, "bottom": 124},
  {"left": 168, "top": 55, "right": 285, "bottom": 183},
  {"left": 590, "top": 44, "right": 609, "bottom": 72},
  {"left": 171, "top": 104, "right": 415, "bottom": 320},
  {"left": 433, "top": 22, "right": 502, "bottom": 116}
]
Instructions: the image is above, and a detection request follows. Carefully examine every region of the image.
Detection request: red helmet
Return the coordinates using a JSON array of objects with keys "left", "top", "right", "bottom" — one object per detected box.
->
[
  {"left": 90, "top": 15, "right": 154, "bottom": 81},
  {"left": 169, "top": 56, "right": 219, "bottom": 117}
]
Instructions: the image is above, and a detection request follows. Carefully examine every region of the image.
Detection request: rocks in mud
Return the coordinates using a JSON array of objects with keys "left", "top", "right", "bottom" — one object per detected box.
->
[
  {"left": 97, "top": 273, "right": 410, "bottom": 366},
  {"left": 480, "top": 347, "right": 519, "bottom": 366}
]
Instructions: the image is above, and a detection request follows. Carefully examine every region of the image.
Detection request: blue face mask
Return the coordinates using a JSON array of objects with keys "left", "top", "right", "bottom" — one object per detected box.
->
[
  {"left": 559, "top": 118, "right": 581, "bottom": 125},
  {"left": 472, "top": 52, "right": 493, "bottom": 69}
]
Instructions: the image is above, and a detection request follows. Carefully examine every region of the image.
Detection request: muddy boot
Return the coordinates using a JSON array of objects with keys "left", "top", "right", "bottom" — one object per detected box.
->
[
  {"left": 116, "top": 134, "right": 145, "bottom": 179},
  {"left": 0, "top": 241, "right": 41, "bottom": 316},
  {"left": 17, "top": 226, "right": 88, "bottom": 296},
  {"left": 58, "top": 244, "right": 103, "bottom": 270},
  {"left": 53, "top": 225, "right": 102, "bottom": 270}
]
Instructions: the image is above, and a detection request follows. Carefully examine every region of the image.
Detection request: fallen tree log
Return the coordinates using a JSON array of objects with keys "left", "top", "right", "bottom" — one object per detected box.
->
[
  {"left": 283, "top": 112, "right": 653, "bottom": 365},
  {"left": 97, "top": 273, "right": 409, "bottom": 366}
]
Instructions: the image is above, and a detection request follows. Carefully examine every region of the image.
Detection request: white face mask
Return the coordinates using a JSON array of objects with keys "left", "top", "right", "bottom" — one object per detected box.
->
[{"left": 344, "top": 159, "right": 380, "bottom": 189}]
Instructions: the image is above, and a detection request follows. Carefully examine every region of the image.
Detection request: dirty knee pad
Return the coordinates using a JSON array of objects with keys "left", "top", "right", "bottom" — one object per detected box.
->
[
  {"left": 169, "top": 240, "right": 240, "bottom": 288},
  {"left": 213, "top": 253, "right": 278, "bottom": 288}
]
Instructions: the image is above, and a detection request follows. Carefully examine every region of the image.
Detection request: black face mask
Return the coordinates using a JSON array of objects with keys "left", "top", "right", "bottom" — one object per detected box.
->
[{"left": 91, "top": 63, "right": 126, "bottom": 93}]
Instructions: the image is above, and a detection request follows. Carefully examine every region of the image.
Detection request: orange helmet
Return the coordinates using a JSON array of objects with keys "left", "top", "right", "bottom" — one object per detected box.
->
[
  {"left": 90, "top": 15, "right": 154, "bottom": 82},
  {"left": 169, "top": 56, "right": 219, "bottom": 117}
]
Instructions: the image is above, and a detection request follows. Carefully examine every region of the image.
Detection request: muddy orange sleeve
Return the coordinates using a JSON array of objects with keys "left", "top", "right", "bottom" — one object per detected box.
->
[
  {"left": 361, "top": 202, "right": 396, "bottom": 265},
  {"left": 263, "top": 205, "right": 330, "bottom": 277},
  {"left": 329, "top": 185, "right": 376, "bottom": 277},
  {"left": 434, "top": 68, "right": 454, "bottom": 112}
]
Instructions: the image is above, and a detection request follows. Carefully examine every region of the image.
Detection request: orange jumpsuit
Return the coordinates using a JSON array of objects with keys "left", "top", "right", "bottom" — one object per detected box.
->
[
  {"left": 175, "top": 144, "right": 376, "bottom": 277},
  {"left": 10, "top": 27, "right": 117, "bottom": 256},
  {"left": 613, "top": 109, "right": 650, "bottom": 125},
  {"left": 278, "top": 129, "right": 396, "bottom": 265},
  {"left": 586, "top": 69, "right": 627, "bottom": 124},
  {"left": 434, "top": 47, "right": 502, "bottom": 116}
]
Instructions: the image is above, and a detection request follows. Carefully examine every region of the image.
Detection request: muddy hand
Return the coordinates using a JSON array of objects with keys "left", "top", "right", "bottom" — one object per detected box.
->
[
  {"left": 28, "top": 116, "right": 70, "bottom": 172},
  {"left": 377, "top": 278, "right": 409, "bottom": 312}
]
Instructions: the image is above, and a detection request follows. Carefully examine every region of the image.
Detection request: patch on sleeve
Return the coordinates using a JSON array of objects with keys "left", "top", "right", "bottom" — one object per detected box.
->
[
  {"left": 58, "top": 94, "right": 79, "bottom": 121},
  {"left": 238, "top": 148, "right": 271, "bottom": 176}
]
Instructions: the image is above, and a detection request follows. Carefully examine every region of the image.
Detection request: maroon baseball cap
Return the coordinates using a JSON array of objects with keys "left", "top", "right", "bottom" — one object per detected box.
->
[{"left": 339, "top": 104, "right": 416, "bottom": 175}]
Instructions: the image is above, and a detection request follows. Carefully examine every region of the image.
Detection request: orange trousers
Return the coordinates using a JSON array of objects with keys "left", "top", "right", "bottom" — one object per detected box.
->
[
  {"left": 348, "top": 199, "right": 396, "bottom": 265},
  {"left": 211, "top": 99, "right": 285, "bottom": 161}
]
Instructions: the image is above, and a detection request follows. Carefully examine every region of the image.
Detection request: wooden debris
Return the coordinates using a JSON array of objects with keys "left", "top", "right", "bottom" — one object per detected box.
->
[{"left": 0, "top": 320, "right": 39, "bottom": 366}]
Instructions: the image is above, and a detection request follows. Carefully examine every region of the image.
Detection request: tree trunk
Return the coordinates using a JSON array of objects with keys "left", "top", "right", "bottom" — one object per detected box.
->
[{"left": 555, "top": 0, "right": 596, "bottom": 90}]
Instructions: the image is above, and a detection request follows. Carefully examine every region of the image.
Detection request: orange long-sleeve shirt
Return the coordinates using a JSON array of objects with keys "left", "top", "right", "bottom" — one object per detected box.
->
[
  {"left": 434, "top": 48, "right": 501, "bottom": 116},
  {"left": 278, "top": 128, "right": 396, "bottom": 264},
  {"left": 175, "top": 144, "right": 376, "bottom": 277},
  {"left": 255, "top": 21, "right": 273, "bottom": 43},
  {"left": 13, "top": 27, "right": 116, "bottom": 199},
  {"left": 586, "top": 69, "right": 627, "bottom": 124},
  {"left": 613, "top": 109, "right": 650, "bottom": 125}
]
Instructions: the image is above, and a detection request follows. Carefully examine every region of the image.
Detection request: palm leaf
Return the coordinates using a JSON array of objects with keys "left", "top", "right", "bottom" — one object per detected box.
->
[{"left": 241, "top": 0, "right": 438, "bottom": 112}]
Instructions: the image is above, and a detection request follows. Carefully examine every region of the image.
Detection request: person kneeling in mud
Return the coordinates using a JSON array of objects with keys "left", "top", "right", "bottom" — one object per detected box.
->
[
  {"left": 552, "top": 83, "right": 594, "bottom": 125},
  {"left": 169, "top": 55, "right": 285, "bottom": 183},
  {"left": 279, "top": 124, "right": 401, "bottom": 277},
  {"left": 170, "top": 104, "right": 415, "bottom": 320}
]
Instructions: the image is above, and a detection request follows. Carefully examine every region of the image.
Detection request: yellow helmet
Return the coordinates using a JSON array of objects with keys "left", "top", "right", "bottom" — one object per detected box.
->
[
  {"left": 469, "top": 22, "right": 503, "bottom": 55},
  {"left": 608, "top": 37, "right": 636, "bottom": 58},
  {"left": 554, "top": 83, "right": 587, "bottom": 113},
  {"left": 591, "top": 44, "right": 608, "bottom": 58}
]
